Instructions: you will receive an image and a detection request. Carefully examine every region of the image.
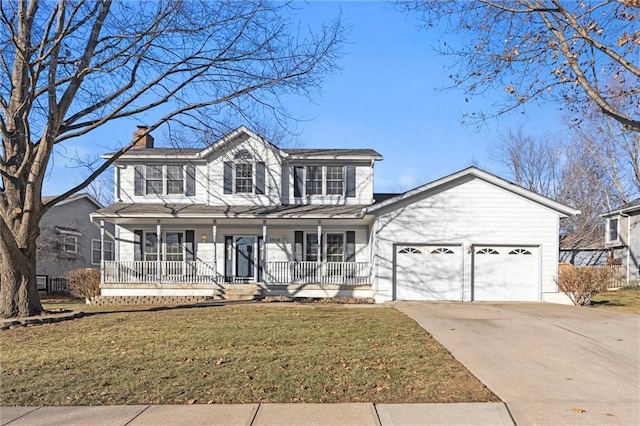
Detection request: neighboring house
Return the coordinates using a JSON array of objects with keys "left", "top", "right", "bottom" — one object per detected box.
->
[
  {"left": 90, "top": 126, "right": 579, "bottom": 303},
  {"left": 559, "top": 245, "right": 608, "bottom": 266},
  {"left": 603, "top": 199, "right": 640, "bottom": 285},
  {"left": 38, "top": 193, "right": 114, "bottom": 287}
]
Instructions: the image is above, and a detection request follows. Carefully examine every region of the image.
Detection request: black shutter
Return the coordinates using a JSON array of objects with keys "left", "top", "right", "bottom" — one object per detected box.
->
[
  {"left": 185, "top": 164, "right": 196, "bottom": 196},
  {"left": 185, "top": 230, "right": 195, "bottom": 261},
  {"left": 346, "top": 166, "right": 356, "bottom": 198},
  {"left": 258, "top": 236, "right": 264, "bottom": 282},
  {"left": 346, "top": 231, "right": 356, "bottom": 262},
  {"left": 294, "top": 231, "right": 303, "bottom": 261},
  {"left": 294, "top": 166, "right": 304, "bottom": 197},
  {"left": 134, "top": 230, "right": 143, "bottom": 261},
  {"left": 223, "top": 162, "right": 233, "bottom": 194},
  {"left": 134, "top": 166, "right": 144, "bottom": 196},
  {"left": 225, "top": 236, "right": 233, "bottom": 281},
  {"left": 256, "top": 162, "right": 265, "bottom": 195}
]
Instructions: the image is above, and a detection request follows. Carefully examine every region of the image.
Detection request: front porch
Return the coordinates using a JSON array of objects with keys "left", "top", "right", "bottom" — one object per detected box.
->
[{"left": 103, "top": 260, "right": 371, "bottom": 285}]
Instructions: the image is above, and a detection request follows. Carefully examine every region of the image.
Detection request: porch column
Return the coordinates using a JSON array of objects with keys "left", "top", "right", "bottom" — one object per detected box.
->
[
  {"left": 262, "top": 220, "right": 268, "bottom": 283},
  {"left": 100, "top": 219, "right": 105, "bottom": 284},
  {"left": 156, "top": 220, "right": 162, "bottom": 284},
  {"left": 212, "top": 220, "right": 217, "bottom": 283},
  {"left": 317, "top": 220, "right": 322, "bottom": 283}
]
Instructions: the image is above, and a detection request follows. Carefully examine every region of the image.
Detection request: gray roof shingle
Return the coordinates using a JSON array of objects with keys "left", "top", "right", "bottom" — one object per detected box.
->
[{"left": 95, "top": 203, "right": 369, "bottom": 218}]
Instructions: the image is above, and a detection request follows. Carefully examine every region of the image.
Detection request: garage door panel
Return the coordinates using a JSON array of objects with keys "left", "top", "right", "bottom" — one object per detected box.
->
[
  {"left": 473, "top": 246, "right": 538, "bottom": 301},
  {"left": 396, "top": 245, "right": 462, "bottom": 301}
]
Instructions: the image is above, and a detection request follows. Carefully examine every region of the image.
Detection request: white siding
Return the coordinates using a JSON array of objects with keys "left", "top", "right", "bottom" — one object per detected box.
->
[
  {"left": 282, "top": 162, "right": 374, "bottom": 205},
  {"left": 206, "top": 135, "right": 282, "bottom": 206},
  {"left": 373, "top": 177, "right": 561, "bottom": 302},
  {"left": 118, "top": 162, "right": 208, "bottom": 204}
]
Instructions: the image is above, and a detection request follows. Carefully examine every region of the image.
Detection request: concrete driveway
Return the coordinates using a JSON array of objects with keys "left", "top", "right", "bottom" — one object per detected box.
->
[{"left": 394, "top": 302, "right": 640, "bottom": 426}]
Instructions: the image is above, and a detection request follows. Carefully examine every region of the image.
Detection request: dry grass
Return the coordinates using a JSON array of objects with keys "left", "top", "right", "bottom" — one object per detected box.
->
[
  {"left": 591, "top": 289, "right": 640, "bottom": 314},
  {"left": 0, "top": 303, "right": 498, "bottom": 406}
]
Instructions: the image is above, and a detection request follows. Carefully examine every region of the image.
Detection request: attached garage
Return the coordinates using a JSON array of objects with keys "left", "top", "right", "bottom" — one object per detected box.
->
[
  {"left": 472, "top": 245, "right": 539, "bottom": 301},
  {"left": 394, "top": 244, "right": 462, "bottom": 301},
  {"left": 369, "top": 167, "right": 580, "bottom": 304}
]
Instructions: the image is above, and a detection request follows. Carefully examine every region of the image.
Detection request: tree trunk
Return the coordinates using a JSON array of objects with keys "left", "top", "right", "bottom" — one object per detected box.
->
[{"left": 0, "top": 246, "right": 43, "bottom": 318}]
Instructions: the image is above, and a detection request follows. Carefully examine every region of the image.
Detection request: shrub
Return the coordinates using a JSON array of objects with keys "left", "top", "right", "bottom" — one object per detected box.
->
[
  {"left": 66, "top": 268, "right": 100, "bottom": 300},
  {"left": 558, "top": 263, "right": 615, "bottom": 306}
]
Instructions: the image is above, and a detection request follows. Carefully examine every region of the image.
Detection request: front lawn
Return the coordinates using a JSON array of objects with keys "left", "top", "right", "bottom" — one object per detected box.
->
[
  {"left": 591, "top": 289, "right": 640, "bottom": 314},
  {"left": 0, "top": 304, "right": 497, "bottom": 405}
]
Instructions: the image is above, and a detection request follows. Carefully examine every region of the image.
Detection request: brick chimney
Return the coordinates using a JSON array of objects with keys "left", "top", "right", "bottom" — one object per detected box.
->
[{"left": 133, "top": 125, "right": 154, "bottom": 149}]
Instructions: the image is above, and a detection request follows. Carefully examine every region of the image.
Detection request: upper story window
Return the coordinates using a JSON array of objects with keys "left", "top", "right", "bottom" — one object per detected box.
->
[
  {"left": 146, "top": 166, "right": 163, "bottom": 194},
  {"left": 306, "top": 166, "right": 323, "bottom": 195},
  {"left": 326, "top": 166, "right": 344, "bottom": 195},
  {"left": 294, "top": 165, "right": 356, "bottom": 198},
  {"left": 56, "top": 227, "right": 81, "bottom": 258},
  {"left": 223, "top": 151, "right": 265, "bottom": 195},
  {"left": 607, "top": 217, "right": 619, "bottom": 243},
  {"left": 134, "top": 164, "right": 196, "bottom": 197},
  {"left": 166, "top": 165, "right": 184, "bottom": 194}
]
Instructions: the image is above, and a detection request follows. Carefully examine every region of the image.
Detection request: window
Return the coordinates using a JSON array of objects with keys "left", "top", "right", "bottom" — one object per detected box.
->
[
  {"left": 607, "top": 218, "right": 619, "bottom": 242},
  {"left": 145, "top": 232, "right": 158, "bottom": 262},
  {"left": 297, "top": 231, "right": 355, "bottom": 263},
  {"left": 508, "top": 248, "right": 532, "bottom": 255},
  {"left": 294, "top": 165, "right": 356, "bottom": 198},
  {"left": 166, "top": 165, "right": 184, "bottom": 195},
  {"left": 399, "top": 247, "right": 422, "bottom": 254},
  {"left": 62, "top": 235, "right": 78, "bottom": 254},
  {"left": 326, "top": 166, "right": 344, "bottom": 195},
  {"left": 306, "top": 166, "right": 323, "bottom": 195},
  {"left": 325, "top": 233, "right": 344, "bottom": 262},
  {"left": 165, "top": 232, "right": 184, "bottom": 262},
  {"left": 92, "top": 240, "right": 114, "bottom": 264},
  {"left": 134, "top": 164, "right": 196, "bottom": 197},
  {"left": 235, "top": 163, "right": 253, "bottom": 193},
  {"left": 56, "top": 227, "right": 81, "bottom": 257},
  {"left": 145, "top": 165, "right": 163, "bottom": 195},
  {"left": 476, "top": 248, "right": 499, "bottom": 255},
  {"left": 306, "top": 233, "right": 320, "bottom": 262},
  {"left": 223, "top": 151, "right": 265, "bottom": 195},
  {"left": 431, "top": 247, "right": 454, "bottom": 254}
]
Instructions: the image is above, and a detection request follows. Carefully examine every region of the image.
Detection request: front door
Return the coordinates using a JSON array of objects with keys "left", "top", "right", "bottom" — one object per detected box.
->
[{"left": 235, "top": 236, "right": 255, "bottom": 280}]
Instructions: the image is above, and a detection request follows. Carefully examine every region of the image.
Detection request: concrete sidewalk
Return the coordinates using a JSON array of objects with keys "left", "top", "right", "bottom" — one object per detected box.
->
[{"left": 1, "top": 403, "right": 514, "bottom": 425}]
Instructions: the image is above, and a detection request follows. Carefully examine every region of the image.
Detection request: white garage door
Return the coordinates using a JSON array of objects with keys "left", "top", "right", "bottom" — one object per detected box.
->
[
  {"left": 395, "top": 245, "right": 462, "bottom": 301},
  {"left": 473, "top": 246, "right": 539, "bottom": 301}
]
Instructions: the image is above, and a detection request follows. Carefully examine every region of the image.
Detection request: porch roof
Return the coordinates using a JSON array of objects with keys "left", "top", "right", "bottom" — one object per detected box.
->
[{"left": 93, "top": 203, "right": 370, "bottom": 219}]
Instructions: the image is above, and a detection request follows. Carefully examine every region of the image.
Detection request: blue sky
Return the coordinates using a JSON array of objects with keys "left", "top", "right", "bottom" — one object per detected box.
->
[{"left": 44, "top": 1, "right": 568, "bottom": 197}]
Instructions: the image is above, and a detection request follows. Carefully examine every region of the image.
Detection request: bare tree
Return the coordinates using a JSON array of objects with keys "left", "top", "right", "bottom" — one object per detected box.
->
[
  {"left": 493, "top": 127, "right": 563, "bottom": 198},
  {"left": 494, "top": 128, "right": 608, "bottom": 249},
  {"left": 571, "top": 103, "right": 640, "bottom": 206},
  {"left": 399, "top": 0, "right": 640, "bottom": 132},
  {"left": 0, "top": 0, "right": 344, "bottom": 317}
]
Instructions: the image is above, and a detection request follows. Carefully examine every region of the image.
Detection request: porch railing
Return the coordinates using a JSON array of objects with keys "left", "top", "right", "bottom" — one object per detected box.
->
[
  {"left": 104, "top": 261, "right": 217, "bottom": 284},
  {"left": 266, "top": 261, "right": 370, "bottom": 285},
  {"left": 104, "top": 261, "right": 371, "bottom": 285}
]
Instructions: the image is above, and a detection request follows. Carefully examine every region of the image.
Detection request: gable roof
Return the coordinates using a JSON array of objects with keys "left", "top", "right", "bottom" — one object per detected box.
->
[
  {"left": 196, "top": 125, "right": 284, "bottom": 159},
  {"left": 106, "top": 125, "right": 383, "bottom": 161},
  {"left": 367, "top": 166, "right": 580, "bottom": 217},
  {"left": 42, "top": 193, "right": 103, "bottom": 209},
  {"left": 603, "top": 198, "right": 640, "bottom": 217}
]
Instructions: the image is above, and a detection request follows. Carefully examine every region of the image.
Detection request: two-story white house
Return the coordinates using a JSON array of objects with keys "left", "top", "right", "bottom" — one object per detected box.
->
[{"left": 91, "top": 126, "right": 579, "bottom": 303}]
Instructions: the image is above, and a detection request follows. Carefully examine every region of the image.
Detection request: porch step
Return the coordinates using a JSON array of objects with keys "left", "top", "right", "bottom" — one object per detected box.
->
[{"left": 217, "top": 284, "right": 262, "bottom": 301}]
